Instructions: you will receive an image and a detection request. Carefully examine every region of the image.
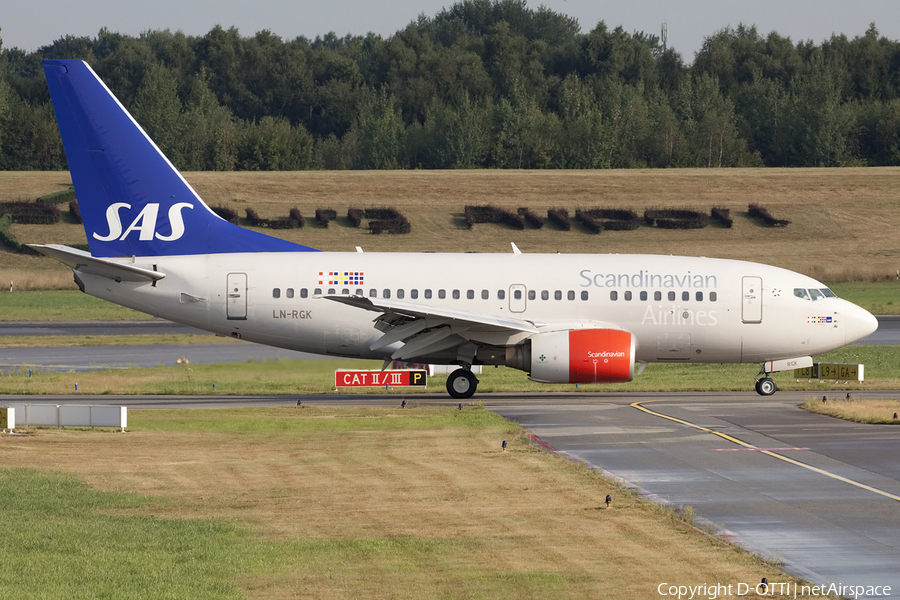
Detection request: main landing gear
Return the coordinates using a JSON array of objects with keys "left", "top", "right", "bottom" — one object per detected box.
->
[
  {"left": 754, "top": 374, "right": 777, "bottom": 396},
  {"left": 447, "top": 368, "right": 479, "bottom": 399}
]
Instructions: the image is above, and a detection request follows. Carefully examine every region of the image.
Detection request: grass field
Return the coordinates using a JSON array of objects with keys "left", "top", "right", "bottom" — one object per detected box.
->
[
  {"left": 0, "top": 407, "right": 824, "bottom": 599},
  {"left": 829, "top": 282, "right": 900, "bottom": 315},
  {"left": 3, "top": 168, "right": 900, "bottom": 291},
  {"left": 3, "top": 345, "right": 897, "bottom": 395},
  {"left": 0, "top": 290, "right": 150, "bottom": 320},
  {"left": 801, "top": 397, "right": 900, "bottom": 423},
  {"left": 0, "top": 333, "right": 237, "bottom": 347}
]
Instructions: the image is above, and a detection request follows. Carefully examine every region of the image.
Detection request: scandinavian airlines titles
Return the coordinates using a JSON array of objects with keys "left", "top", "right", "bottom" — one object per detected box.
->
[{"left": 580, "top": 269, "right": 717, "bottom": 289}]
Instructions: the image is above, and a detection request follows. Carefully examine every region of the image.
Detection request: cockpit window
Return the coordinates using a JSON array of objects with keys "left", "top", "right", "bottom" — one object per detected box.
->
[{"left": 795, "top": 287, "right": 835, "bottom": 301}]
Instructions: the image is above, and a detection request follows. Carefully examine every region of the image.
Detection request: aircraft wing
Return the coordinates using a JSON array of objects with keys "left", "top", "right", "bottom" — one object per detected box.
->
[
  {"left": 326, "top": 294, "right": 538, "bottom": 361},
  {"left": 29, "top": 244, "right": 166, "bottom": 283}
]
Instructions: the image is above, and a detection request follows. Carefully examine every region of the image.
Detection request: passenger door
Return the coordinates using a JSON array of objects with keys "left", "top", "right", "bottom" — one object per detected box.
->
[{"left": 742, "top": 276, "right": 763, "bottom": 324}]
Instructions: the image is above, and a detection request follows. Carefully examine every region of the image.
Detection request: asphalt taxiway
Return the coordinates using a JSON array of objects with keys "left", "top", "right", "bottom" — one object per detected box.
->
[
  {"left": 0, "top": 316, "right": 895, "bottom": 372},
  {"left": 491, "top": 393, "right": 900, "bottom": 595},
  {"left": 4, "top": 390, "right": 899, "bottom": 596}
]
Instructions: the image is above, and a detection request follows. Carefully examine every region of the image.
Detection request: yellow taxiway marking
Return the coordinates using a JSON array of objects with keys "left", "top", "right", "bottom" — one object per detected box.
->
[{"left": 631, "top": 400, "right": 900, "bottom": 503}]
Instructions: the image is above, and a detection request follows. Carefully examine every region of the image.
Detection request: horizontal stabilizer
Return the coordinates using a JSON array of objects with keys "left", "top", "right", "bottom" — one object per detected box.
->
[{"left": 29, "top": 244, "right": 165, "bottom": 283}]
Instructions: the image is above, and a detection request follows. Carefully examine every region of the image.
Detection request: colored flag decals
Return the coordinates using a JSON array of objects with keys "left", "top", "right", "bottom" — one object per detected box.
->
[
  {"left": 319, "top": 271, "right": 364, "bottom": 286},
  {"left": 808, "top": 316, "right": 833, "bottom": 324}
]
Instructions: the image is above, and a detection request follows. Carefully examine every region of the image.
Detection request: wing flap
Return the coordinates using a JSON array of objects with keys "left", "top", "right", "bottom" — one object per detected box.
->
[
  {"left": 326, "top": 295, "right": 538, "bottom": 334},
  {"left": 325, "top": 294, "right": 539, "bottom": 364}
]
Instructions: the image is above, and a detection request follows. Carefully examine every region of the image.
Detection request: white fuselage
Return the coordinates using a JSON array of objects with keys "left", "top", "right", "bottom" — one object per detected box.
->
[{"left": 75, "top": 252, "right": 877, "bottom": 367}]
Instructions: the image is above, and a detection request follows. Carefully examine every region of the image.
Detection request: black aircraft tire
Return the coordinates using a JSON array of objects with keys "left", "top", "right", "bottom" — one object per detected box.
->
[
  {"left": 756, "top": 377, "right": 777, "bottom": 396},
  {"left": 447, "top": 369, "right": 478, "bottom": 399}
]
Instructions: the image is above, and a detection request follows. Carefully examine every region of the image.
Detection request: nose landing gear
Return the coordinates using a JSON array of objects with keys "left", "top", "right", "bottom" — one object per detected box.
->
[{"left": 755, "top": 374, "right": 777, "bottom": 396}]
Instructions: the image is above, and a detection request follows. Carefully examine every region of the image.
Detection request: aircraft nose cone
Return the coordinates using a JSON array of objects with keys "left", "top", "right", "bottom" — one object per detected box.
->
[{"left": 844, "top": 302, "right": 878, "bottom": 344}]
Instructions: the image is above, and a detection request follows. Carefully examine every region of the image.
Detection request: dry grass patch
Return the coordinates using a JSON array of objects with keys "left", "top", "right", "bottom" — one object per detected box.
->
[
  {"left": 4, "top": 168, "right": 900, "bottom": 282},
  {"left": 0, "top": 257, "right": 81, "bottom": 291},
  {"left": 800, "top": 396, "right": 900, "bottom": 423},
  {"left": 0, "top": 172, "right": 74, "bottom": 199},
  {"left": 1, "top": 406, "right": 817, "bottom": 599}
]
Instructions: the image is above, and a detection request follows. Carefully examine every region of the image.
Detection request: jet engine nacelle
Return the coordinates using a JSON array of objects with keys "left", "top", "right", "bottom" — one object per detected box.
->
[{"left": 528, "top": 329, "right": 635, "bottom": 384}]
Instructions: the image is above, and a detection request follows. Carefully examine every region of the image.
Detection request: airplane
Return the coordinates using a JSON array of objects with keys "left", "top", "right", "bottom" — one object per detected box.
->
[{"left": 34, "top": 59, "right": 878, "bottom": 399}]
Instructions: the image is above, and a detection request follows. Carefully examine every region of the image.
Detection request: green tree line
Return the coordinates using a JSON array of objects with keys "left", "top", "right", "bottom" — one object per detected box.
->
[{"left": 2, "top": 0, "right": 900, "bottom": 170}]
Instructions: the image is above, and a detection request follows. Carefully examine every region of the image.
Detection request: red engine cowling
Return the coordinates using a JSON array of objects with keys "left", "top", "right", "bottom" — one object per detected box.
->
[{"left": 529, "top": 329, "right": 635, "bottom": 384}]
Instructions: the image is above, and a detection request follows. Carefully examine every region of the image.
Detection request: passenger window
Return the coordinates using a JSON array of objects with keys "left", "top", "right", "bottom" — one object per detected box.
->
[
  {"left": 528, "top": 290, "right": 536, "bottom": 300},
  {"left": 625, "top": 291, "right": 632, "bottom": 301},
  {"left": 397, "top": 289, "right": 405, "bottom": 299},
  {"left": 314, "top": 288, "right": 322, "bottom": 296},
  {"left": 411, "top": 289, "right": 418, "bottom": 299},
  {"left": 425, "top": 289, "right": 432, "bottom": 299},
  {"left": 696, "top": 291, "right": 703, "bottom": 301},
  {"left": 610, "top": 291, "right": 618, "bottom": 301},
  {"left": 514, "top": 290, "right": 521, "bottom": 300},
  {"left": 481, "top": 290, "right": 489, "bottom": 300},
  {"left": 273, "top": 288, "right": 281, "bottom": 299},
  {"left": 355, "top": 289, "right": 363, "bottom": 296},
  {"left": 541, "top": 290, "right": 549, "bottom": 301},
  {"left": 640, "top": 291, "right": 647, "bottom": 301},
  {"left": 498, "top": 290, "right": 506, "bottom": 300},
  {"left": 328, "top": 289, "right": 336, "bottom": 295},
  {"left": 794, "top": 288, "right": 810, "bottom": 300},
  {"left": 383, "top": 289, "right": 391, "bottom": 299},
  {"left": 341, "top": 288, "right": 350, "bottom": 295},
  {"left": 682, "top": 291, "right": 689, "bottom": 301},
  {"left": 453, "top": 290, "right": 460, "bottom": 299},
  {"left": 300, "top": 288, "right": 308, "bottom": 299},
  {"left": 809, "top": 289, "right": 824, "bottom": 301},
  {"left": 467, "top": 290, "right": 474, "bottom": 300},
  {"left": 439, "top": 289, "right": 446, "bottom": 299},
  {"left": 369, "top": 289, "right": 377, "bottom": 298},
  {"left": 668, "top": 291, "right": 676, "bottom": 301},
  {"left": 710, "top": 292, "right": 717, "bottom": 302},
  {"left": 567, "top": 290, "right": 575, "bottom": 301},
  {"left": 287, "top": 288, "right": 294, "bottom": 299},
  {"left": 581, "top": 291, "right": 589, "bottom": 301},
  {"left": 554, "top": 291, "right": 562, "bottom": 300}
]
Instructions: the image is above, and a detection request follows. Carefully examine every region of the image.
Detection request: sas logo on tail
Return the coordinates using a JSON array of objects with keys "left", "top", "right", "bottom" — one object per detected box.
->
[{"left": 93, "top": 202, "right": 193, "bottom": 242}]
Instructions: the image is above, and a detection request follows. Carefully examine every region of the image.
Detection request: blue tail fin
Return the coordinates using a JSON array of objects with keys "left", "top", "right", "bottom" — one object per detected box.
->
[{"left": 43, "top": 60, "right": 318, "bottom": 257}]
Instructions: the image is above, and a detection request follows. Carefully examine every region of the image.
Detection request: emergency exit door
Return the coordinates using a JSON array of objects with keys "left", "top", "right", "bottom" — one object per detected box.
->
[
  {"left": 509, "top": 284, "right": 527, "bottom": 313},
  {"left": 227, "top": 273, "right": 247, "bottom": 320}
]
